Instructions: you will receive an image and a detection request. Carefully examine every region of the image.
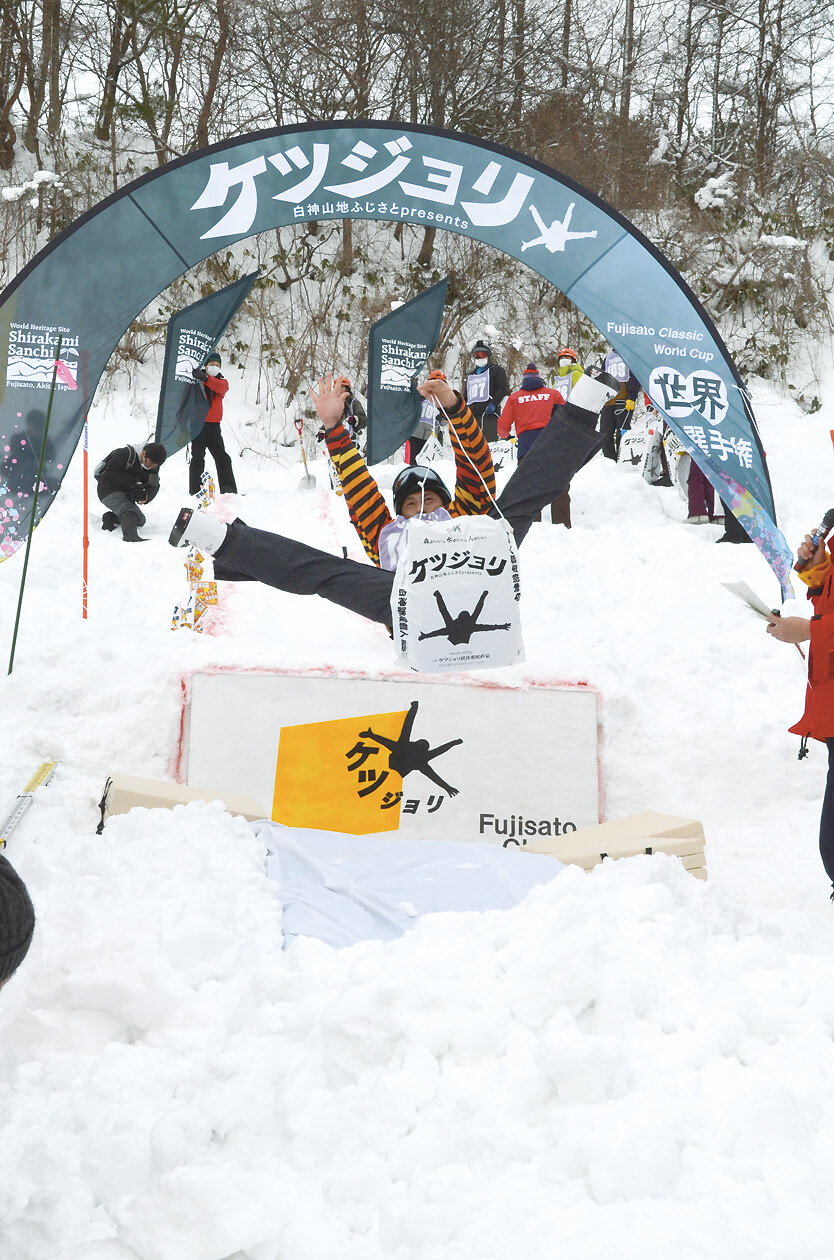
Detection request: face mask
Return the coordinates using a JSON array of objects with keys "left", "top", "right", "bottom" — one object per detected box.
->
[
  {"left": 559, "top": 357, "right": 573, "bottom": 367},
  {"left": 474, "top": 355, "right": 488, "bottom": 365},
  {"left": 206, "top": 364, "right": 220, "bottom": 376}
]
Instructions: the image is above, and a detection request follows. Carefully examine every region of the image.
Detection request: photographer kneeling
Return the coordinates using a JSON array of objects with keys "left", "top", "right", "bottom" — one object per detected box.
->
[{"left": 95, "top": 441, "right": 167, "bottom": 542}]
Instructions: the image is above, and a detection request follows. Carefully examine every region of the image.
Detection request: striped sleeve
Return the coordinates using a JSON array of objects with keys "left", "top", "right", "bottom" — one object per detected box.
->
[
  {"left": 446, "top": 396, "right": 497, "bottom": 518},
  {"left": 325, "top": 422, "right": 391, "bottom": 566}
]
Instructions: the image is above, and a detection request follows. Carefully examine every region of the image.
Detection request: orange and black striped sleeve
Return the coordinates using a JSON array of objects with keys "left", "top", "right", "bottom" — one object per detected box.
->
[
  {"left": 446, "top": 395, "right": 497, "bottom": 518},
  {"left": 325, "top": 422, "right": 391, "bottom": 566}
]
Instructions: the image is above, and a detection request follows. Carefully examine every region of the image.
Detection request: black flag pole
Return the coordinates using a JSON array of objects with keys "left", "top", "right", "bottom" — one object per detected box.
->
[{"left": 8, "top": 337, "right": 63, "bottom": 676}]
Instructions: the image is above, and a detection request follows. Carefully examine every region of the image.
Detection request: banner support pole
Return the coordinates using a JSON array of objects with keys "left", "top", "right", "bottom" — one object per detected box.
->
[
  {"left": 82, "top": 417, "right": 89, "bottom": 619},
  {"left": 7, "top": 337, "right": 63, "bottom": 676}
]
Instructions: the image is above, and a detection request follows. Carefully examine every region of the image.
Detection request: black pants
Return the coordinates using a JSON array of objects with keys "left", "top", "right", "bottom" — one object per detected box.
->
[
  {"left": 211, "top": 405, "right": 602, "bottom": 622},
  {"left": 492, "top": 404, "right": 601, "bottom": 546},
  {"left": 820, "top": 741, "right": 834, "bottom": 887},
  {"left": 189, "top": 424, "right": 237, "bottom": 495},
  {"left": 599, "top": 401, "right": 629, "bottom": 460},
  {"left": 718, "top": 498, "right": 753, "bottom": 543},
  {"left": 406, "top": 435, "right": 427, "bottom": 464},
  {"left": 471, "top": 405, "right": 499, "bottom": 443},
  {"left": 214, "top": 523, "right": 396, "bottom": 625}
]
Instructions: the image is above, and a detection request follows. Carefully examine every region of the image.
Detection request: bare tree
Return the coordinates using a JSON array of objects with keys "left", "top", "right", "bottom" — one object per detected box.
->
[{"left": 0, "top": 1, "right": 26, "bottom": 168}]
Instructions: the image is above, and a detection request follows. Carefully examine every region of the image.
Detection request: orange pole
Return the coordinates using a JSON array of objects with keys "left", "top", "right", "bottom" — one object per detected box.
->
[{"left": 82, "top": 419, "right": 89, "bottom": 619}]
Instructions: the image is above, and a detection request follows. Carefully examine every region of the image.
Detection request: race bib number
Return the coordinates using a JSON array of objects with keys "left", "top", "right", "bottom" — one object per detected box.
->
[{"left": 466, "top": 371, "right": 491, "bottom": 405}]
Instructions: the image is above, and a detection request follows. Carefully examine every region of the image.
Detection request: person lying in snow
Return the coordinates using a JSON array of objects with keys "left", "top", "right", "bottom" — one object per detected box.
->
[
  {"left": 313, "top": 372, "right": 496, "bottom": 571},
  {"left": 167, "top": 369, "right": 618, "bottom": 629}
]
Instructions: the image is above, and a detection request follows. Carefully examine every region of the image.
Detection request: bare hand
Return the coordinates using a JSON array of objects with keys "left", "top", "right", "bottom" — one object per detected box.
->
[
  {"left": 766, "top": 613, "right": 812, "bottom": 644},
  {"left": 797, "top": 532, "right": 827, "bottom": 569},
  {"left": 308, "top": 373, "right": 350, "bottom": 431},
  {"left": 417, "top": 376, "right": 457, "bottom": 411}
]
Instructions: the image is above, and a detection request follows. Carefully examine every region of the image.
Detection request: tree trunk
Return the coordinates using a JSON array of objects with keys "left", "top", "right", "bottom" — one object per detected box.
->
[
  {"left": 0, "top": 4, "right": 26, "bottom": 169},
  {"left": 195, "top": 0, "right": 229, "bottom": 148},
  {"left": 339, "top": 217, "right": 354, "bottom": 275},
  {"left": 94, "top": 2, "right": 131, "bottom": 144},
  {"left": 416, "top": 225, "right": 436, "bottom": 269},
  {"left": 44, "top": 0, "right": 61, "bottom": 143},
  {"left": 561, "top": 0, "right": 571, "bottom": 91}
]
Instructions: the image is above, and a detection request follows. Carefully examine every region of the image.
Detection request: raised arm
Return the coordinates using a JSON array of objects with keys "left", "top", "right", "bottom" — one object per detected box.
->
[
  {"left": 428, "top": 388, "right": 496, "bottom": 517},
  {"left": 313, "top": 374, "right": 391, "bottom": 566}
]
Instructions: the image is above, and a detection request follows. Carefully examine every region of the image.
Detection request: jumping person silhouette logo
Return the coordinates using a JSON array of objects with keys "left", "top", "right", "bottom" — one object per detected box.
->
[
  {"left": 417, "top": 589, "right": 512, "bottom": 646},
  {"left": 359, "top": 701, "right": 463, "bottom": 797},
  {"left": 521, "top": 202, "right": 599, "bottom": 254}
]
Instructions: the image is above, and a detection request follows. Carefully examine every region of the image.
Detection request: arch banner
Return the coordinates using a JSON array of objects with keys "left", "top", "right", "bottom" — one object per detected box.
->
[{"left": 0, "top": 121, "right": 793, "bottom": 595}]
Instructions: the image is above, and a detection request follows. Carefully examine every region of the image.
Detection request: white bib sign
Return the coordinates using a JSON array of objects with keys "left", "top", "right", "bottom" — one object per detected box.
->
[{"left": 391, "top": 515, "right": 524, "bottom": 672}]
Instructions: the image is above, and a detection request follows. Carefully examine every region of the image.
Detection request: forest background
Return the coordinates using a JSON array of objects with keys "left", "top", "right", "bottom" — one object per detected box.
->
[{"left": 2, "top": 0, "right": 833, "bottom": 433}]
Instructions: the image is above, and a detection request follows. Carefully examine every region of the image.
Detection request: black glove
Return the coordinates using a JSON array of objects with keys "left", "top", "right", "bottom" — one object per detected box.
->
[{"left": 192, "top": 367, "right": 208, "bottom": 382}]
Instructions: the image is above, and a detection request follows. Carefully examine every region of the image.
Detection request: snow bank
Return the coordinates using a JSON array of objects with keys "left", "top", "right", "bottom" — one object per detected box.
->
[{"left": 2, "top": 369, "right": 834, "bottom": 1258}]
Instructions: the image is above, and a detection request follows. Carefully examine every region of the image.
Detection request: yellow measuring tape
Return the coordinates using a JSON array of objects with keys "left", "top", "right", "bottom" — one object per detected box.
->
[{"left": 0, "top": 760, "right": 58, "bottom": 849}]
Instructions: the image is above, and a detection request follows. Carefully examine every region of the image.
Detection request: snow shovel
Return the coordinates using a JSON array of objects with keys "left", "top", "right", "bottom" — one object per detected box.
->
[{"left": 294, "top": 418, "right": 316, "bottom": 489}]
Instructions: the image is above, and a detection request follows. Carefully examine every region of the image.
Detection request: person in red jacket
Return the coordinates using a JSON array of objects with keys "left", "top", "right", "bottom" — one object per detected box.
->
[
  {"left": 767, "top": 529, "right": 834, "bottom": 896},
  {"left": 189, "top": 351, "right": 238, "bottom": 495},
  {"left": 498, "top": 363, "right": 570, "bottom": 527}
]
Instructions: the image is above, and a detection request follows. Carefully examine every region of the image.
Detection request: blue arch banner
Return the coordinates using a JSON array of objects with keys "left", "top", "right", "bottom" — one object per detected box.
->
[{"left": 0, "top": 120, "right": 793, "bottom": 594}]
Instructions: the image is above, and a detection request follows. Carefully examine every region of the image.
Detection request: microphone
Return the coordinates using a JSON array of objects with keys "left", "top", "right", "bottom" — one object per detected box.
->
[{"left": 794, "top": 508, "right": 834, "bottom": 571}]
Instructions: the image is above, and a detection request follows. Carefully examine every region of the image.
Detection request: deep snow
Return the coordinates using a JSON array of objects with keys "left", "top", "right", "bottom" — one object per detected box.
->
[{"left": 2, "top": 365, "right": 834, "bottom": 1260}]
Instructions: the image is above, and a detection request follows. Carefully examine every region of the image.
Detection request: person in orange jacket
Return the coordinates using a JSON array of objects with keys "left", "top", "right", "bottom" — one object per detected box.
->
[
  {"left": 767, "top": 527, "right": 834, "bottom": 896},
  {"left": 189, "top": 351, "right": 237, "bottom": 495}
]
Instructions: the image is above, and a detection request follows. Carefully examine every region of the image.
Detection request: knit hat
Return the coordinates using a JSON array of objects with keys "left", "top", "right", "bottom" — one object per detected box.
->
[
  {"left": 521, "top": 362, "right": 544, "bottom": 389},
  {"left": 206, "top": 352, "right": 221, "bottom": 366},
  {"left": 472, "top": 340, "right": 490, "bottom": 357},
  {"left": 0, "top": 854, "right": 35, "bottom": 986}
]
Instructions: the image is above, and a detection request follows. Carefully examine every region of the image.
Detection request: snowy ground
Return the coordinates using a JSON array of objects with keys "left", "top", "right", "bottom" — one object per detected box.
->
[{"left": 2, "top": 367, "right": 834, "bottom": 1260}]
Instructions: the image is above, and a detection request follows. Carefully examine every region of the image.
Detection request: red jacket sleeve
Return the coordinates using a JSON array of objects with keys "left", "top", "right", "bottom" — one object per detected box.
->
[
  {"left": 497, "top": 397, "right": 515, "bottom": 440},
  {"left": 203, "top": 374, "right": 229, "bottom": 423}
]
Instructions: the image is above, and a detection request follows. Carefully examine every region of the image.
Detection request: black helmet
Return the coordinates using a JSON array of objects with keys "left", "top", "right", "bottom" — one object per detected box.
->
[{"left": 392, "top": 465, "right": 451, "bottom": 515}]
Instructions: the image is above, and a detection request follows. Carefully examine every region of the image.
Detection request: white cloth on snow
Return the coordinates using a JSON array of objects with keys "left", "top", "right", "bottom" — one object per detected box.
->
[{"left": 256, "top": 821, "right": 565, "bottom": 949}]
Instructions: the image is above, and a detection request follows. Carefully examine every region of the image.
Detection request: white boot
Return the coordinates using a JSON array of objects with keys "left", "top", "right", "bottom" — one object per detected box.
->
[{"left": 169, "top": 507, "right": 228, "bottom": 554}]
